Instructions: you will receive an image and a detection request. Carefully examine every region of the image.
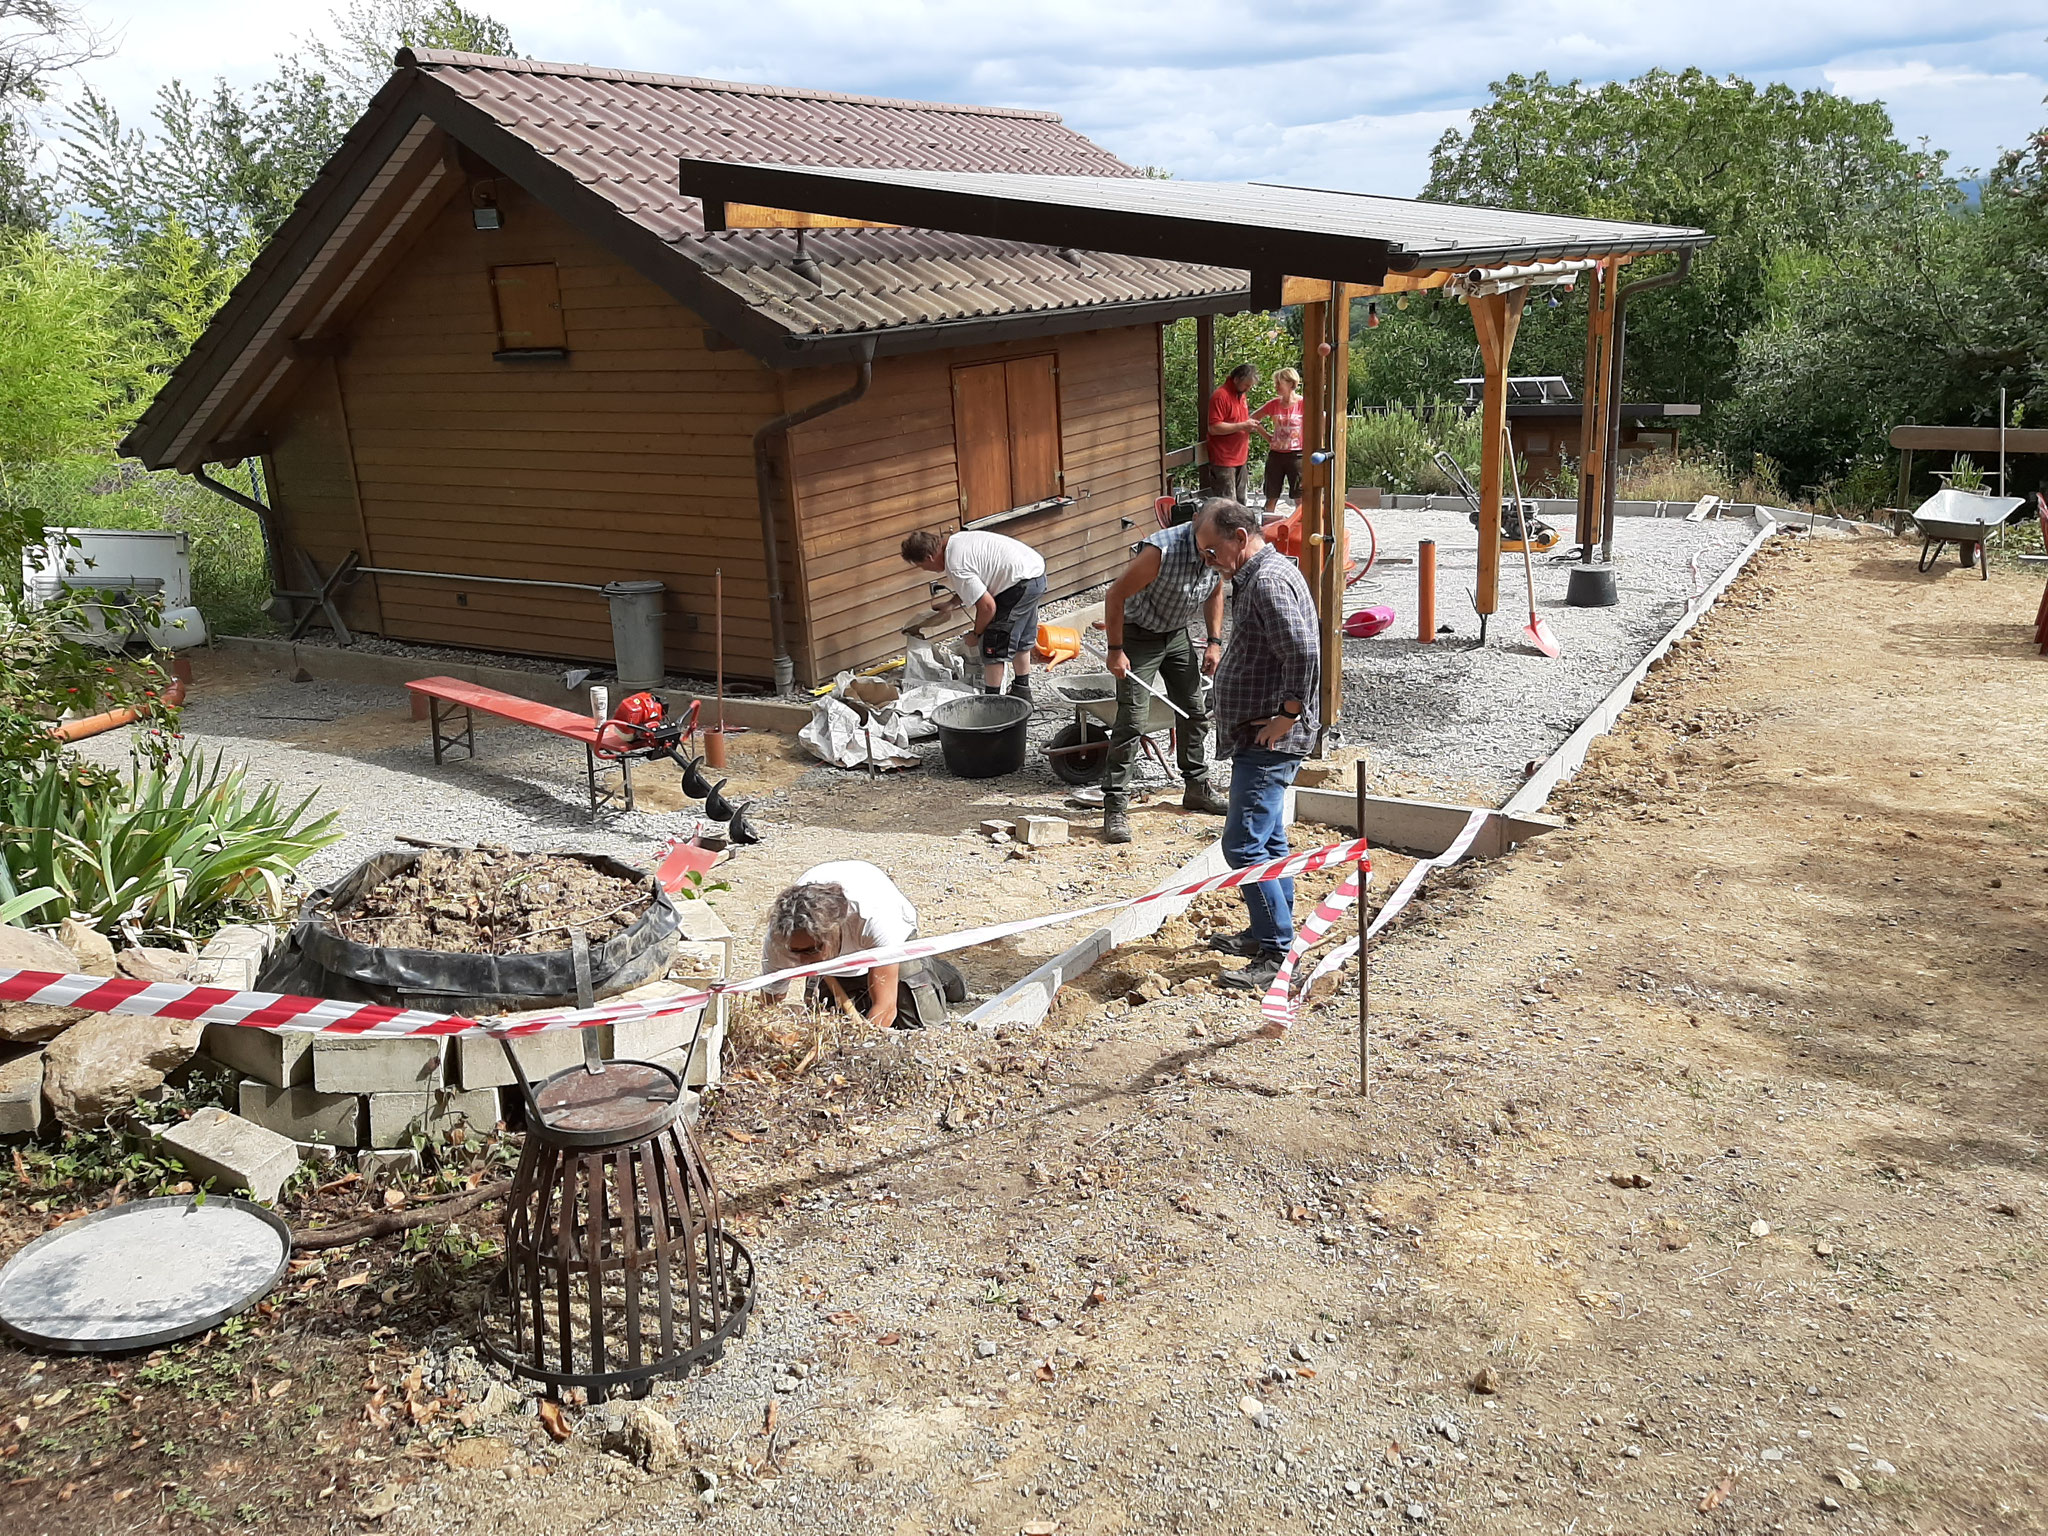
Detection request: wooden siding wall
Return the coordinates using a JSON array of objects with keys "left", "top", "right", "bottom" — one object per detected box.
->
[
  {"left": 786, "top": 325, "right": 1163, "bottom": 678},
  {"left": 261, "top": 179, "right": 789, "bottom": 676}
]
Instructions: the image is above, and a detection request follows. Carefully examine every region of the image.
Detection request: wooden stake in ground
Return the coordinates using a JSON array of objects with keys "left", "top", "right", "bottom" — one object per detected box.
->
[{"left": 1356, "top": 757, "right": 1371, "bottom": 1098}]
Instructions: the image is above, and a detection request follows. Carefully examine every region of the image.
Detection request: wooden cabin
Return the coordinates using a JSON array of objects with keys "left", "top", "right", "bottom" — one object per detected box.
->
[{"left": 120, "top": 50, "right": 1248, "bottom": 687}]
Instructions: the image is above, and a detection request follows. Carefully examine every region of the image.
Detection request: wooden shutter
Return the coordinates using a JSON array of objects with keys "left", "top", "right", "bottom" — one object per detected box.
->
[
  {"left": 1004, "top": 355, "right": 1061, "bottom": 505},
  {"left": 490, "top": 263, "right": 566, "bottom": 353},
  {"left": 953, "top": 361, "right": 1012, "bottom": 520},
  {"left": 952, "top": 354, "right": 1063, "bottom": 522}
]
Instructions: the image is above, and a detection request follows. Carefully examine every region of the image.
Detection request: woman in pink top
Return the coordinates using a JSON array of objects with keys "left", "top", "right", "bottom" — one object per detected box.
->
[{"left": 1252, "top": 366, "right": 1304, "bottom": 512}]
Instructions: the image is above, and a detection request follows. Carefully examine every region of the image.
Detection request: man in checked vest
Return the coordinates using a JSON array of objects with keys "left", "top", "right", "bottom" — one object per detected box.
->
[{"left": 1097, "top": 510, "right": 1231, "bottom": 843}]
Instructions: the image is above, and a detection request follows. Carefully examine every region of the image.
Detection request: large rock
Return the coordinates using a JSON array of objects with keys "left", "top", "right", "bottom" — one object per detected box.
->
[
  {"left": 115, "top": 947, "right": 195, "bottom": 984},
  {"left": 57, "top": 919, "right": 117, "bottom": 977},
  {"left": 0, "top": 924, "right": 91, "bottom": 1043},
  {"left": 41, "top": 1011, "right": 204, "bottom": 1129}
]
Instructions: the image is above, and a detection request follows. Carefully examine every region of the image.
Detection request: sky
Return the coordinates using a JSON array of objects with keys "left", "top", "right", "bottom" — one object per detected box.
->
[{"left": 47, "top": 1, "right": 2048, "bottom": 195}]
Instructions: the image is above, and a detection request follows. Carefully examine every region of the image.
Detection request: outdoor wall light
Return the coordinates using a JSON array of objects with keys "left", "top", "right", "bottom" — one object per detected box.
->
[{"left": 472, "top": 179, "right": 502, "bottom": 230}]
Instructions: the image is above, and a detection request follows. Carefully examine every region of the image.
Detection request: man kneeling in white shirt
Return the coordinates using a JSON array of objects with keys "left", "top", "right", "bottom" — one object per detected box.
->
[{"left": 758, "top": 860, "right": 965, "bottom": 1029}]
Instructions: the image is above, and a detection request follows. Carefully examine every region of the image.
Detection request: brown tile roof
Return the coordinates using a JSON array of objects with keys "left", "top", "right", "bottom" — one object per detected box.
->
[{"left": 409, "top": 50, "right": 1245, "bottom": 337}]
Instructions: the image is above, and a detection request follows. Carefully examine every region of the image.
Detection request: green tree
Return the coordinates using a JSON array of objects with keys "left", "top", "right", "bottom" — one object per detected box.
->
[
  {"left": 1, "top": 0, "right": 111, "bottom": 232},
  {"left": 1422, "top": 69, "right": 1944, "bottom": 408},
  {"left": 309, "top": 0, "right": 518, "bottom": 107}
]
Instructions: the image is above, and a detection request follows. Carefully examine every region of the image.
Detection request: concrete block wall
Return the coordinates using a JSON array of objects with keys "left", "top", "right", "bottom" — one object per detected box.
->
[{"left": 195, "top": 905, "right": 732, "bottom": 1150}]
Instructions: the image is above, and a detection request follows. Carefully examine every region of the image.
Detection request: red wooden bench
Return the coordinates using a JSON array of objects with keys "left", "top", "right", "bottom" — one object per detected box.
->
[{"left": 405, "top": 675, "right": 637, "bottom": 818}]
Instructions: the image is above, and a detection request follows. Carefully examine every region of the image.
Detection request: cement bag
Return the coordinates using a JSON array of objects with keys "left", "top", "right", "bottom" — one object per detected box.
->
[{"left": 799, "top": 694, "right": 921, "bottom": 771}]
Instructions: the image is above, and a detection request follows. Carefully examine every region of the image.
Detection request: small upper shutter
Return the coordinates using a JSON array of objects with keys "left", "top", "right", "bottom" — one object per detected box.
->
[{"left": 490, "top": 263, "right": 566, "bottom": 352}]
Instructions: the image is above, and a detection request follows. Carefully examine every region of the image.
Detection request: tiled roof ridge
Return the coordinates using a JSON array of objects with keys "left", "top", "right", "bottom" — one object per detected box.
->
[{"left": 398, "top": 48, "right": 1068, "bottom": 123}]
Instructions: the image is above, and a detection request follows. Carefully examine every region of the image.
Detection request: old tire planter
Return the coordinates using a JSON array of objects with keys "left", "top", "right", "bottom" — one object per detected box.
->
[{"left": 265, "top": 850, "right": 682, "bottom": 1015}]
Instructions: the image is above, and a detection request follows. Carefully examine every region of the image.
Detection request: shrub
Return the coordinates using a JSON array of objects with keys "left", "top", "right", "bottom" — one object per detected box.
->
[
  {"left": 0, "top": 749, "right": 342, "bottom": 942},
  {"left": 1347, "top": 401, "right": 1484, "bottom": 496}
]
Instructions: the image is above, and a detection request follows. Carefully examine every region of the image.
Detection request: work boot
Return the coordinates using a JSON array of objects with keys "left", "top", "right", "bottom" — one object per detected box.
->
[
  {"left": 1007, "top": 675, "right": 1035, "bottom": 707},
  {"left": 1206, "top": 928, "right": 1263, "bottom": 958},
  {"left": 1180, "top": 779, "right": 1228, "bottom": 815},
  {"left": 1218, "top": 951, "right": 1285, "bottom": 991},
  {"left": 1101, "top": 803, "right": 1133, "bottom": 844}
]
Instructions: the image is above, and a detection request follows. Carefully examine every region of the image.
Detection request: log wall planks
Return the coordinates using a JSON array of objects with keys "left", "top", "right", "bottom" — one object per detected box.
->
[
  {"left": 257, "top": 176, "right": 1167, "bottom": 684},
  {"left": 786, "top": 325, "right": 1163, "bottom": 678},
  {"left": 264, "top": 180, "right": 787, "bottom": 675}
]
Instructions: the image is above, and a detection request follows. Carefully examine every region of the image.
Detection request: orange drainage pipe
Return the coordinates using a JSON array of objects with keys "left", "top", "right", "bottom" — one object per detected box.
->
[
  {"left": 1417, "top": 540, "right": 1437, "bottom": 643},
  {"left": 48, "top": 676, "right": 188, "bottom": 743}
]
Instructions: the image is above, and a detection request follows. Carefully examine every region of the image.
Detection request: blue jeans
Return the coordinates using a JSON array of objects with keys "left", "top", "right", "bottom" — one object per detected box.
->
[{"left": 1223, "top": 747, "right": 1301, "bottom": 954}]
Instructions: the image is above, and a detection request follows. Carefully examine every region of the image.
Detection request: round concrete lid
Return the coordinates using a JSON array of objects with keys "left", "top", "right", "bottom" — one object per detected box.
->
[{"left": 0, "top": 1195, "right": 291, "bottom": 1352}]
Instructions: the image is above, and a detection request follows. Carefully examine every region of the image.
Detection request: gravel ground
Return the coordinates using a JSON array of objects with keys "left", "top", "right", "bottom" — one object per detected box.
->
[{"left": 1334, "top": 508, "right": 1759, "bottom": 799}]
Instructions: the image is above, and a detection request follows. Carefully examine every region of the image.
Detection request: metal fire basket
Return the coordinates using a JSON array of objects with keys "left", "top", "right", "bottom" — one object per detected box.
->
[{"left": 481, "top": 1024, "right": 753, "bottom": 1402}]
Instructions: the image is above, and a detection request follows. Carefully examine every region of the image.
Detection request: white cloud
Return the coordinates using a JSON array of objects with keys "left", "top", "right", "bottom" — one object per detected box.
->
[{"left": 46, "top": 0, "right": 2048, "bottom": 193}]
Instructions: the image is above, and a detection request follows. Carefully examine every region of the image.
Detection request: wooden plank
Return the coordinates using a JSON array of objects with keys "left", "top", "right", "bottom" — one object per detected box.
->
[
  {"left": 720, "top": 202, "right": 901, "bottom": 231},
  {"left": 1576, "top": 260, "right": 1615, "bottom": 553},
  {"left": 952, "top": 360, "right": 1013, "bottom": 521}
]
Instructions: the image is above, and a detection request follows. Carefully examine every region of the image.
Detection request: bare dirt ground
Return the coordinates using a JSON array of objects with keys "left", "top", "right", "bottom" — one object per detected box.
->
[{"left": 7, "top": 531, "right": 2047, "bottom": 1535}]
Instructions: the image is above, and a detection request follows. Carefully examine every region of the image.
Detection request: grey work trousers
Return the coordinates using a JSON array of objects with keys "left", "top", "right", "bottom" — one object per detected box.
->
[{"left": 1102, "top": 623, "right": 1212, "bottom": 807}]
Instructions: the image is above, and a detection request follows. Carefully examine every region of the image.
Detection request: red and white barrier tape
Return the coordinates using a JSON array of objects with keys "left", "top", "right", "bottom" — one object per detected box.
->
[
  {"left": 1298, "top": 808, "right": 1491, "bottom": 995},
  {"left": 0, "top": 837, "right": 1370, "bottom": 1041},
  {"left": 1260, "top": 862, "right": 1366, "bottom": 1028}
]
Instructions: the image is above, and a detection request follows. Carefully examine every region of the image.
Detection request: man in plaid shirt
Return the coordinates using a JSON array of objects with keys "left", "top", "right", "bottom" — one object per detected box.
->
[{"left": 1193, "top": 500, "right": 1321, "bottom": 998}]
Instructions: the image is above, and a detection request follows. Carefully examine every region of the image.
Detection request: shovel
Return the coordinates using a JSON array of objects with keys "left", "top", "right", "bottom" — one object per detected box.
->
[{"left": 1505, "top": 430, "right": 1561, "bottom": 659}]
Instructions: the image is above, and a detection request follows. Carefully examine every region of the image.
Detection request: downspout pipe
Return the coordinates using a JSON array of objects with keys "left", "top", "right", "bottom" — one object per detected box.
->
[
  {"left": 193, "top": 464, "right": 285, "bottom": 595},
  {"left": 1600, "top": 248, "right": 1693, "bottom": 562},
  {"left": 752, "top": 339, "right": 875, "bottom": 693}
]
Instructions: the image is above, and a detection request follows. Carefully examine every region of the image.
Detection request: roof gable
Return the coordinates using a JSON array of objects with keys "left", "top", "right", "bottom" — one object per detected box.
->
[{"left": 122, "top": 51, "right": 1244, "bottom": 469}]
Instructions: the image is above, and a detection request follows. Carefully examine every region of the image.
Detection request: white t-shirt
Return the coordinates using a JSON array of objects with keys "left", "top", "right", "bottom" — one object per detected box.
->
[
  {"left": 759, "top": 860, "right": 918, "bottom": 992},
  {"left": 944, "top": 531, "right": 1046, "bottom": 607}
]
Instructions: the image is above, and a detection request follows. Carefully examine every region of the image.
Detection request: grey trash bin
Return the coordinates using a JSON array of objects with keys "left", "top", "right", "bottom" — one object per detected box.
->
[{"left": 603, "top": 580, "right": 666, "bottom": 691}]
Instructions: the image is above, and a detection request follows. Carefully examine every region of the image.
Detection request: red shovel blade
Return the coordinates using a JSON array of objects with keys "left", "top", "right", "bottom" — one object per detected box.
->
[{"left": 1523, "top": 616, "right": 1562, "bottom": 658}]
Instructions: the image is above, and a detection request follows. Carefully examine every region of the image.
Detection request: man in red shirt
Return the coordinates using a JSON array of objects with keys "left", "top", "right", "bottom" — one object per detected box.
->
[{"left": 1202, "top": 363, "right": 1259, "bottom": 503}]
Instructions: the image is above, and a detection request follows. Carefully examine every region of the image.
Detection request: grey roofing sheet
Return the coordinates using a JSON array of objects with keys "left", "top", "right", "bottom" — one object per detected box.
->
[
  {"left": 411, "top": 51, "right": 1246, "bottom": 335},
  {"left": 683, "top": 161, "right": 1714, "bottom": 271}
]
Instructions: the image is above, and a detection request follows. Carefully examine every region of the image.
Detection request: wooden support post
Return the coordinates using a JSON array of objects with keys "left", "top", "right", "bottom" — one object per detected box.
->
[
  {"left": 1576, "top": 261, "right": 1615, "bottom": 557},
  {"left": 1319, "top": 288, "right": 1352, "bottom": 735},
  {"left": 1195, "top": 315, "right": 1215, "bottom": 470},
  {"left": 1299, "top": 297, "right": 1330, "bottom": 602},
  {"left": 1469, "top": 289, "right": 1527, "bottom": 626},
  {"left": 1896, "top": 447, "right": 1913, "bottom": 516}
]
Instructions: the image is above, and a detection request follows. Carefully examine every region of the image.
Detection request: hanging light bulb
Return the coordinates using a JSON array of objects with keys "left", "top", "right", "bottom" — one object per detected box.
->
[
  {"left": 1366, "top": 300, "right": 1380, "bottom": 328},
  {"left": 1396, "top": 293, "right": 1410, "bottom": 310}
]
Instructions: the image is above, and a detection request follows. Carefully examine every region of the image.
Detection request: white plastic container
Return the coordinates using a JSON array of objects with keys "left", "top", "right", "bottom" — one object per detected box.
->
[{"left": 22, "top": 527, "right": 209, "bottom": 649}]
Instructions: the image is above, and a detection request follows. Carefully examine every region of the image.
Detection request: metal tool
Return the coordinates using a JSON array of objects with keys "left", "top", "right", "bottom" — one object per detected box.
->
[
  {"left": 1506, "top": 429, "right": 1561, "bottom": 658},
  {"left": 1079, "top": 639, "right": 1188, "bottom": 720}
]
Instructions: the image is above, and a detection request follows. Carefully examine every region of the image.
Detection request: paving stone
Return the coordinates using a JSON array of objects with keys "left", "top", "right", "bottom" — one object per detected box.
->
[
  {"left": 365, "top": 1086, "right": 501, "bottom": 1148},
  {"left": 358, "top": 1146, "right": 423, "bottom": 1176},
  {"left": 1021, "top": 815, "right": 1070, "bottom": 847},
  {"left": 311, "top": 1034, "right": 444, "bottom": 1094},
  {"left": 202, "top": 1024, "right": 314, "bottom": 1087},
  {"left": 450, "top": 1024, "right": 614, "bottom": 1090},
  {"left": 237, "top": 1080, "right": 363, "bottom": 1146},
  {"left": 160, "top": 1108, "right": 301, "bottom": 1204},
  {"left": 0, "top": 1046, "right": 45, "bottom": 1136}
]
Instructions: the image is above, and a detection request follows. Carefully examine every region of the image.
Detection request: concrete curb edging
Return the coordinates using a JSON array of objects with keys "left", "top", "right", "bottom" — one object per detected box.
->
[{"left": 968, "top": 514, "right": 1789, "bottom": 1033}]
